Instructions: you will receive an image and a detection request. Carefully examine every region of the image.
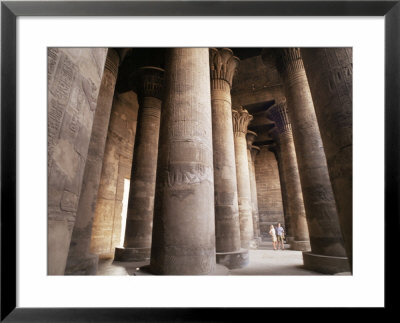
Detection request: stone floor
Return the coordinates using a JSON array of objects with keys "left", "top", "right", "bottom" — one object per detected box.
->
[{"left": 97, "top": 241, "right": 327, "bottom": 276}]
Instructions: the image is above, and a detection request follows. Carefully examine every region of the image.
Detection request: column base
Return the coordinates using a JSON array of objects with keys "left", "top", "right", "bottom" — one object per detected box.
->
[
  {"left": 249, "top": 239, "right": 259, "bottom": 249},
  {"left": 286, "top": 236, "right": 295, "bottom": 244},
  {"left": 64, "top": 254, "right": 99, "bottom": 275},
  {"left": 114, "top": 247, "right": 151, "bottom": 262},
  {"left": 290, "top": 240, "right": 311, "bottom": 251},
  {"left": 216, "top": 248, "right": 249, "bottom": 269},
  {"left": 303, "top": 251, "right": 351, "bottom": 275}
]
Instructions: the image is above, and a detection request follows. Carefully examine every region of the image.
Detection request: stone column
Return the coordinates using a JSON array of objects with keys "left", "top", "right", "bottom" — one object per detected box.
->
[
  {"left": 250, "top": 146, "right": 262, "bottom": 241},
  {"left": 301, "top": 48, "right": 353, "bottom": 270},
  {"left": 47, "top": 48, "right": 108, "bottom": 275},
  {"left": 209, "top": 48, "right": 248, "bottom": 269},
  {"left": 232, "top": 107, "right": 256, "bottom": 249},
  {"left": 89, "top": 91, "right": 139, "bottom": 258},
  {"left": 267, "top": 99, "right": 311, "bottom": 251},
  {"left": 65, "top": 49, "right": 121, "bottom": 274},
  {"left": 114, "top": 67, "right": 164, "bottom": 262},
  {"left": 267, "top": 139, "right": 292, "bottom": 242},
  {"left": 246, "top": 131, "right": 261, "bottom": 245},
  {"left": 262, "top": 48, "right": 349, "bottom": 274},
  {"left": 150, "top": 48, "right": 216, "bottom": 275}
]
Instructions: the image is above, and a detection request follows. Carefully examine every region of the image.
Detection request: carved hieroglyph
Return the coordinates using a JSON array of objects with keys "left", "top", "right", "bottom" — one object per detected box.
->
[
  {"left": 47, "top": 48, "right": 107, "bottom": 275},
  {"left": 301, "top": 47, "right": 353, "bottom": 269},
  {"left": 65, "top": 49, "right": 122, "bottom": 275},
  {"left": 150, "top": 48, "right": 216, "bottom": 275}
]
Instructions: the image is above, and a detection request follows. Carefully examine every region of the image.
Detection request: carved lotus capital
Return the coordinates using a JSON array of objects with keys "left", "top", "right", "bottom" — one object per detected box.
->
[
  {"left": 232, "top": 106, "right": 253, "bottom": 134},
  {"left": 209, "top": 48, "right": 240, "bottom": 89}
]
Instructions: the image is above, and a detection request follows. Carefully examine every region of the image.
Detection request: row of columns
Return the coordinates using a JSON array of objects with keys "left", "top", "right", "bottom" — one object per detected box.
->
[
  {"left": 64, "top": 47, "right": 352, "bottom": 276},
  {"left": 262, "top": 48, "right": 352, "bottom": 273},
  {"left": 114, "top": 67, "right": 164, "bottom": 261}
]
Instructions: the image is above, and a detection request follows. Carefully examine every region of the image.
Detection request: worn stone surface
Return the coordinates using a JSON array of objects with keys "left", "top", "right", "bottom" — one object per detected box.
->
[
  {"left": 47, "top": 48, "right": 107, "bottom": 275},
  {"left": 246, "top": 131, "right": 261, "bottom": 244},
  {"left": 231, "top": 55, "right": 284, "bottom": 107},
  {"left": 254, "top": 145, "right": 285, "bottom": 240},
  {"left": 65, "top": 49, "right": 121, "bottom": 275},
  {"left": 150, "top": 48, "right": 216, "bottom": 275},
  {"left": 301, "top": 48, "right": 353, "bottom": 270},
  {"left": 268, "top": 142, "right": 292, "bottom": 239},
  {"left": 250, "top": 145, "right": 262, "bottom": 243},
  {"left": 267, "top": 99, "right": 310, "bottom": 251},
  {"left": 209, "top": 48, "right": 242, "bottom": 257},
  {"left": 262, "top": 48, "right": 348, "bottom": 273},
  {"left": 232, "top": 107, "right": 255, "bottom": 249},
  {"left": 216, "top": 248, "right": 249, "bottom": 269},
  {"left": 90, "top": 91, "right": 139, "bottom": 258},
  {"left": 303, "top": 252, "right": 350, "bottom": 275},
  {"left": 115, "top": 67, "right": 164, "bottom": 262}
]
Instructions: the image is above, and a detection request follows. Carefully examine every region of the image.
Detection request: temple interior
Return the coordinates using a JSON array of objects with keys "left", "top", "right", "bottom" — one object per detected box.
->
[{"left": 47, "top": 47, "right": 352, "bottom": 276}]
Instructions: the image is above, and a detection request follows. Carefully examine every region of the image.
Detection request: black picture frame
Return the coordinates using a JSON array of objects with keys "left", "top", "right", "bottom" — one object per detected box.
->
[{"left": 1, "top": 1, "right": 398, "bottom": 321}]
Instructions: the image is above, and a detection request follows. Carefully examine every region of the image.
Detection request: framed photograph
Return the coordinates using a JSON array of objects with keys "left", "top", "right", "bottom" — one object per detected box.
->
[{"left": 2, "top": 0, "right": 397, "bottom": 321}]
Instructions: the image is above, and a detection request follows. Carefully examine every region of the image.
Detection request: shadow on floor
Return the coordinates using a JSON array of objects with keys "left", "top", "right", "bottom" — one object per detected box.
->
[{"left": 97, "top": 244, "right": 325, "bottom": 276}]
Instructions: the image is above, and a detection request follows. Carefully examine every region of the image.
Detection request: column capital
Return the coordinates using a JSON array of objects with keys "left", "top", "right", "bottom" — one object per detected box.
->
[
  {"left": 261, "top": 48, "right": 304, "bottom": 78},
  {"left": 232, "top": 107, "right": 253, "bottom": 135},
  {"left": 104, "top": 48, "right": 121, "bottom": 78},
  {"left": 209, "top": 48, "right": 240, "bottom": 90},
  {"left": 266, "top": 98, "right": 292, "bottom": 134},
  {"left": 135, "top": 66, "right": 165, "bottom": 101},
  {"left": 246, "top": 130, "right": 257, "bottom": 150}
]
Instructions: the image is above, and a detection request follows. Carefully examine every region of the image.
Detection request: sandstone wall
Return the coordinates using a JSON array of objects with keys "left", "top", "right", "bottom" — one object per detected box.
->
[{"left": 254, "top": 145, "right": 285, "bottom": 240}]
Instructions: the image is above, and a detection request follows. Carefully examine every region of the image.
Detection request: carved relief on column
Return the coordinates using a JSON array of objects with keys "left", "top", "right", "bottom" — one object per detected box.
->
[
  {"left": 232, "top": 107, "right": 255, "bottom": 249},
  {"left": 262, "top": 48, "right": 306, "bottom": 87},
  {"left": 209, "top": 48, "right": 240, "bottom": 92},
  {"left": 246, "top": 131, "right": 261, "bottom": 244},
  {"left": 104, "top": 48, "right": 120, "bottom": 78},
  {"left": 136, "top": 66, "right": 165, "bottom": 102},
  {"left": 250, "top": 143, "right": 262, "bottom": 240},
  {"left": 267, "top": 99, "right": 310, "bottom": 251},
  {"left": 209, "top": 49, "right": 248, "bottom": 268},
  {"left": 268, "top": 127, "right": 292, "bottom": 239},
  {"left": 301, "top": 47, "right": 353, "bottom": 270},
  {"left": 150, "top": 48, "right": 216, "bottom": 275},
  {"left": 47, "top": 48, "right": 108, "bottom": 275},
  {"left": 65, "top": 48, "right": 121, "bottom": 275},
  {"left": 114, "top": 66, "right": 164, "bottom": 262},
  {"left": 262, "top": 48, "right": 349, "bottom": 273},
  {"left": 232, "top": 107, "right": 253, "bottom": 135}
]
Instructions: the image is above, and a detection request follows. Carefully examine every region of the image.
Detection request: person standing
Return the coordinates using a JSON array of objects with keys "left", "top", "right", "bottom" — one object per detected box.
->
[
  {"left": 276, "top": 223, "right": 285, "bottom": 250},
  {"left": 269, "top": 225, "right": 277, "bottom": 250}
]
